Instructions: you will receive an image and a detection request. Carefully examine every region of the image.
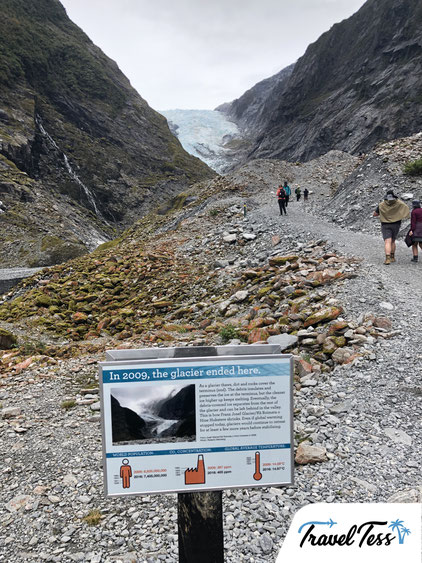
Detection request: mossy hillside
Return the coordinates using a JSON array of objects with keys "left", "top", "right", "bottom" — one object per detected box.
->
[
  {"left": 0, "top": 0, "right": 126, "bottom": 110},
  {"left": 1, "top": 240, "right": 371, "bottom": 383},
  {"left": 0, "top": 172, "right": 358, "bottom": 355},
  {"left": 0, "top": 238, "right": 220, "bottom": 342}
]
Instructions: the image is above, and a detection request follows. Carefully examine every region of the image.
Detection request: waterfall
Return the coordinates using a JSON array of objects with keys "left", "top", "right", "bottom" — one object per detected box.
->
[
  {"left": 62, "top": 154, "right": 99, "bottom": 215},
  {"left": 35, "top": 115, "right": 100, "bottom": 216}
]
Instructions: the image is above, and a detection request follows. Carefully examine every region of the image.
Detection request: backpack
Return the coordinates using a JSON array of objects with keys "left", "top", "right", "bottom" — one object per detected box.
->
[{"left": 277, "top": 187, "right": 286, "bottom": 200}]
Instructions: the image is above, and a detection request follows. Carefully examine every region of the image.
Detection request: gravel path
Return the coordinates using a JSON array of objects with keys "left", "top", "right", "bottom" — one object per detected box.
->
[{"left": 0, "top": 185, "right": 421, "bottom": 562}]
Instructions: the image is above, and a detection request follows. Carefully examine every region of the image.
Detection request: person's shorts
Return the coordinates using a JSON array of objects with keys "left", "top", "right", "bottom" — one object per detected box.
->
[{"left": 381, "top": 221, "right": 401, "bottom": 241}]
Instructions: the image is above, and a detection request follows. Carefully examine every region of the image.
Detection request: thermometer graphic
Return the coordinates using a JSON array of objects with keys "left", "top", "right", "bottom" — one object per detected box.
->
[{"left": 253, "top": 452, "right": 262, "bottom": 481}]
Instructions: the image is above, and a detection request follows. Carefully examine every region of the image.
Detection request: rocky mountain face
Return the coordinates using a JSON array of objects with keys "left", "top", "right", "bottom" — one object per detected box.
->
[
  {"left": 223, "top": 0, "right": 422, "bottom": 163},
  {"left": 216, "top": 64, "right": 295, "bottom": 136},
  {"left": 111, "top": 395, "right": 148, "bottom": 442},
  {"left": 158, "top": 384, "right": 195, "bottom": 418},
  {"left": 0, "top": 0, "right": 213, "bottom": 267}
]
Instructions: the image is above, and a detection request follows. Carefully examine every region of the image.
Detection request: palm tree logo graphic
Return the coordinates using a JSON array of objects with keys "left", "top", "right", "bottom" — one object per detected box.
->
[{"left": 389, "top": 519, "right": 411, "bottom": 544}]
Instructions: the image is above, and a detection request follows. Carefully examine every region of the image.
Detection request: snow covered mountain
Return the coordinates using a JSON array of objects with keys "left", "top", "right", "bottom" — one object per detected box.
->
[{"left": 161, "top": 109, "right": 248, "bottom": 173}]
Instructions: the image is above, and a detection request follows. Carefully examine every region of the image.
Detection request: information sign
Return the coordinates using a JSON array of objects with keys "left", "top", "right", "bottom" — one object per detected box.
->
[{"left": 100, "top": 350, "right": 293, "bottom": 496}]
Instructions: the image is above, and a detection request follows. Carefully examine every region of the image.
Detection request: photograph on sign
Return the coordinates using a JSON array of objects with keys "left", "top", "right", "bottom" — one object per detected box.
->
[
  {"left": 100, "top": 355, "right": 293, "bottom": 496},
  {"left": 111, "top": 382, "right": 196, "bottom": 445}
]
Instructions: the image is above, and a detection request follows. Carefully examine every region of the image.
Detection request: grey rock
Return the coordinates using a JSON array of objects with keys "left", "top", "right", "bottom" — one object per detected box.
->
[
  {"left": 1, "top": 406, "right": 21, "bottom": 419},
  {"left": 387, "top": 488, "right": 422, "bottom": 503},
  {"left": 384, "top": 427, "right": 412, "bottom": 446},
  {"left": 267, "top": 334, "right": 298, "bottom": 350}
]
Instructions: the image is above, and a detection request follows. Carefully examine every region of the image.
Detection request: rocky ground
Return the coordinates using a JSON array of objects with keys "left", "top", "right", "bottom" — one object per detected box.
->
[{"left": 0, "top": 148, "right": 421, "bottom": 562}]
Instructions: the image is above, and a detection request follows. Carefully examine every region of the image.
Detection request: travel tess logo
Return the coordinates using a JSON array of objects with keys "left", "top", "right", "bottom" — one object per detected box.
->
[{"left": 298, "top": 518, "right": 411, "bottom": 548}]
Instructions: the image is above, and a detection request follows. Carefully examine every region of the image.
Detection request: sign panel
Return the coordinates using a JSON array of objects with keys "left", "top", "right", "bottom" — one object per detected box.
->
[{"left": 99, "top": 354, "right": 293, "bottom": 496}]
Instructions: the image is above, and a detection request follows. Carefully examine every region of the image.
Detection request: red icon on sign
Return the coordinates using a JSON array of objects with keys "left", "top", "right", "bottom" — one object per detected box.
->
[
  {"left": 185, "top": 455, "right": 206, "bottom": 485},
  {"left": 120, "top": 459, "right": 132, "bottom": 488},
  {"left": 253, "top": 452, "right": 262, "bottom": 481}
]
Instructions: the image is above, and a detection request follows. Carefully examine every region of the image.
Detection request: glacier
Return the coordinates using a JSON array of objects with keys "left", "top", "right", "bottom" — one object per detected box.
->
[{"left": 161, "top": 109, "right": 244, "bottom": 174}]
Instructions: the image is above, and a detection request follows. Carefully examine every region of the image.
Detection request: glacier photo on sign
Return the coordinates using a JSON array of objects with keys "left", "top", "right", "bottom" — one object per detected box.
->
[{"left": 111, "top": 383, "right": 196, "bottom": 445}]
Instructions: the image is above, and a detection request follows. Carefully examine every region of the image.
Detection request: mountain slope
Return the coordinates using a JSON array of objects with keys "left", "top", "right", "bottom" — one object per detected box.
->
[
  {"left": 216, "top": 64, "right": 295, "bottom": 135},
  {"left": 0, "top": 0, "right": 214, "bottom": 266},
  {"left": 234, "top": 0, "right": 422, "bottom": 162}
]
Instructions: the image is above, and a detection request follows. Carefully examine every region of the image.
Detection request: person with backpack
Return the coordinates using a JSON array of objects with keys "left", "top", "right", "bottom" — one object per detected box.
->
[
  {"left": 409, "top": 200, "right": 422, "bottom": 262},
  {"left": 295, "top": 186, "right": 301, "bottom": 201},
  {"left": 276, "top": 185, "right": 287, "bottom": 215},
  {"left": 373, "top": 190, "right": 410, "bottom": 265},
  {"left": 283, "top": 181, "right": 291, "bottom": 207},
  {"left": 304, "top": 188, "right": 309, "bottom": 202}
]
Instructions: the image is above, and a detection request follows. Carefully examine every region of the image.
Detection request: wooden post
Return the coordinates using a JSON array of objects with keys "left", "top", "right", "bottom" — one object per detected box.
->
[
  {"left": 178, "top": 491, "right": 224, "bottom": 563},
  {"left": 174, "top": 347, "right": 224, "bottom": 563}
]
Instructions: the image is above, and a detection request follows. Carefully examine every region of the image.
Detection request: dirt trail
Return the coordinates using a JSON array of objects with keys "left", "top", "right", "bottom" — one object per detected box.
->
[{"left": 258, "top": 196, "right": 421, "bottom": 296}]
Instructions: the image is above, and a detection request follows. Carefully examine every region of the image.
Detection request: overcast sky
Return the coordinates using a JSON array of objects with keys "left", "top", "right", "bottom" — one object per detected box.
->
[{"left": 60, "top": 0, "right": 366, "bottom": 111}]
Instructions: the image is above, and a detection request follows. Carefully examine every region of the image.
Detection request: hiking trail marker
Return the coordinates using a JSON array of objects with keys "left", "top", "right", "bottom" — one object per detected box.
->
[{"left": 99, "top": 345, "right": 293, "bottom": 562}]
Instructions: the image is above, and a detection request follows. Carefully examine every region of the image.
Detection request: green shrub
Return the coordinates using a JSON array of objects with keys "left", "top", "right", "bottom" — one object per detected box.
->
[
  {"left": 82, "top": 509, "right": 103, "bottom": 526},
  {"left": 404, "top": 158, "right": 422, "bottom": 176},
  {"left": 61, "top": 400, "right": 76, "bottom": 410},
  {"left": 219, "top": 324, "right": 239, "bottom": 343},
  {"left": 209, "top": 207, "right": 222, "bottom": 217}
]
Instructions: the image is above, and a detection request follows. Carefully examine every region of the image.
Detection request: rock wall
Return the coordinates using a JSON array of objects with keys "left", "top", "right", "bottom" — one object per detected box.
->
[{"left": 227, "top": 0, "right": 422, "bottom": 163}]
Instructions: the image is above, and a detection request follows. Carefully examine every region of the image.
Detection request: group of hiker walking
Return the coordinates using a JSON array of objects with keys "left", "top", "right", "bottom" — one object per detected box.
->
[
  {"left": 374, "top": 191, "right": 422, "bottom": 264},
  {"left": 275, "top": 182, "right": 421, "bottom": 264},
  {"left": 276, "top": 181, "right": 309, "bottom": 215}
]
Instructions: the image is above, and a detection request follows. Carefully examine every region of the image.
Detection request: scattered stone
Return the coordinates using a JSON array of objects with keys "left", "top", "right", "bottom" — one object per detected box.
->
[
  {"left": 373, "top": 316, "right": 392, "bottom": 330},
  {"left": 2, "top": 406, "right": 21, "bottom": 418},
  {"left": 387, "top": 488, "right": 422, "bottom": 503},
  {"left": 304, "top": 307, "right": 342, "bottom": 328},
  {"left": 5, "top": 495, "right": 33, "bottom": 513},
  {"left": 379, "top": 302, "right": 394, "bottom": 311},
  {"left": 267, "top": 334, "right": 298, "bottom": 350},
  {"left": 329, "top": 400, "right": 352, "bottom": 414},
  {"left": 384, "top": 427, "right": 412, "bottom": 446},
  {"left": 232, "top": 290, "right": 249, "bottom": 302},
  {"left": 295, "top": 443, "right": 327, "bottom": 464}
]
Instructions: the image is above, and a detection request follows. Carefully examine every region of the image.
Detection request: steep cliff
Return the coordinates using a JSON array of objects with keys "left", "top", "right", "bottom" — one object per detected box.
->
[
  {"left": 0, "top": 0, "right": 213, "bottom": 266},
  {"left": 231, "top": 0, "right": 422, "bottom": 162},
  {"left": 216, "top": 64, "right": 295, "bottom": 135}
]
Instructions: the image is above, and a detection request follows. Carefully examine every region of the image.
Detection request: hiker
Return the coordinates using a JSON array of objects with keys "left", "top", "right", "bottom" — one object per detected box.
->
[
  {"left": 409, "top": 200, "right": 422, "bottom": 262},
  {"left": 295, "top": 186, "right": 301, "bottom": 201},
  {"left": 373, "top": 190, "right": 410, "bottom": 265},
  {"left": 276, "top": 185, "right": 287, "bottom": 215},
  {"left": 283, "top": 181, "right": 291, "bottom": 207},
  {"left": 304, "top": 188, "right": 309, "bottom": 202}
]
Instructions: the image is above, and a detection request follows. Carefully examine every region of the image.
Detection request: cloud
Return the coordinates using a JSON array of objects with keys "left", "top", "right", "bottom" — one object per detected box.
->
[{"left": 61, "top": 0, "right": 366, "bottom": 109}]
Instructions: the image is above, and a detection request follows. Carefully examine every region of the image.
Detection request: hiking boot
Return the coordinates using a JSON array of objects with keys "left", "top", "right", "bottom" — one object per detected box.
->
[
  {"left": 411, "top": 256, "right": 418, "bottom": 262},
  {"left": 384, "top": 255, "right": 391, "bottom": 265},
  {"left": 390, "top": 253, "right": 396, "bottom": 262}
]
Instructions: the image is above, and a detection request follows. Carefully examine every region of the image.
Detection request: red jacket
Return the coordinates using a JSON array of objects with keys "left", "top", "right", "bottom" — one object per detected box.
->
[
  {"left": 277, "top": 187, "right": 286, "bottom": 200},
  {"left": 411, "top": 208, "right": 422, "bottom": 237}
]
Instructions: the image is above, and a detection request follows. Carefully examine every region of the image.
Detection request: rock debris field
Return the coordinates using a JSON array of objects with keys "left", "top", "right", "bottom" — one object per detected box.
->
[{"left": 0, "top": 153, "right": 421, "bottom": 562}]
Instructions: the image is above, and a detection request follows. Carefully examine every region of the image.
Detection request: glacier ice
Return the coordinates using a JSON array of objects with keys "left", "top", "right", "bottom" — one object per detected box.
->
[{"left": 161, "top": 109, "right": 243, "bottom": 173}]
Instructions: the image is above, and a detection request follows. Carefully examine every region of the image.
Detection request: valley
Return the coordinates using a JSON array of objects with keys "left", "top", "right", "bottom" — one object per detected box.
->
[{"left": 0, "top": 0, "right": 421, "bottom": 561}]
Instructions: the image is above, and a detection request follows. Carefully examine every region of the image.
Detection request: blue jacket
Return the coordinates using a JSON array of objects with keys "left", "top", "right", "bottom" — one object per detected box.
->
[{"left": 284, "top": 185, "right": 291, "bottom": 196}]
